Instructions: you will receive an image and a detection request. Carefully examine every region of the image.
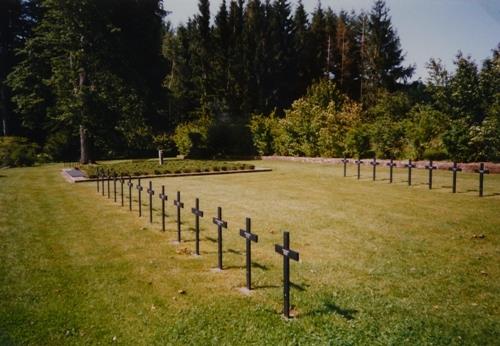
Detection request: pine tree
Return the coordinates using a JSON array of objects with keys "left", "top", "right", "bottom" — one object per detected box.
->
[{"left": 364, "top": 0, "right": 413, "bottom": 95}]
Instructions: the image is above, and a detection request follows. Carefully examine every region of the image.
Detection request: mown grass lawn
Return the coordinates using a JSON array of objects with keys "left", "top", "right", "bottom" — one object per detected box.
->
[{"left": 1, "top": 160, "right": 499, "bottom": 345}]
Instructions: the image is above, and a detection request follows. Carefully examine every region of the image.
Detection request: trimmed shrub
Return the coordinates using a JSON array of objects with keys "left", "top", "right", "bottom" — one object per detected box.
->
[{"left": 0, "top": 137, "right": 39, "bottom": 167}]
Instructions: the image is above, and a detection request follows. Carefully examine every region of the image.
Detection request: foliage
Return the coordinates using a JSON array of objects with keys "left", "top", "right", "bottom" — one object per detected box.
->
[
  {"left": 82, "top": 159, "right": 255, "bottom": 178},
  {"left": 172, "top": 116, "right": 211, "bottom": 157},
  {"left": 0, "top": 136, "right": 39, "bottom": 167},
  {"left": 369, "top": 117, "right": 406, "bottom": 159}
]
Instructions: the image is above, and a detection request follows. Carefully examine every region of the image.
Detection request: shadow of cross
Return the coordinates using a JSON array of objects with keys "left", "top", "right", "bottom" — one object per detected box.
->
[
  {"left": 159, "top": 186, "right": 168, "bottom": 232},
  {"left": 173, "top": 191, "right": 184, "bottom": 242},
  {"left": 191, "top": 198, "right": 204, "bottom": 256},
  {"left": 212, "top": 207, "right": 228, "bottom": 270},
  {"left": 147, "top": 181, "right": 155, "bottom": 223},
  {"left": 239, "top": 217, "right": 258, "bottom": 290},
  {"left": 275, "top": 231, "right": 300, "bottom": 319}
]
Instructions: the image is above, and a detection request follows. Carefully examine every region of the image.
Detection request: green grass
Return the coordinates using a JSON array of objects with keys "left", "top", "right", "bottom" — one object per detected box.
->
[
  {"left": 80, "top": 159, "right": 255, "bottom": 178},
  {"left": 1, "top": 160, "right": 499, "bottom": 345}
]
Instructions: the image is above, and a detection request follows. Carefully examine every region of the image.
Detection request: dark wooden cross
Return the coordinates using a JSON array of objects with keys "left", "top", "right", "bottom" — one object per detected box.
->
[
  {"left": 448, "top": 162, "right": 462, "bottom": 193},
  {"left": 425, "top": 160, "right": 437, "bottom": 189},
  {"left": 127, "top": 176, "right": 133, "bottom": 211},
  {"left": 147, "top": 181, "right": 154, "bottom": 223},
  {"left": 386, "top": 159, "right": 397, "bottom": 183},
  {"left": 212, "top": 207, "right": 228, "bottom": 270},
  {"left": 136, "top": 178, "right": 143, "bottom": 217},
  {"left": 275, "top": 231, "right": 300, "bottom": 319},
  {"left": 191, "top": 198, "right": 204, "bottom": 256},
  {"left": 341, "top": 157, "right": 349, "bottom": 177},
  {"left": 159, "top": 185, "right": 168, "bottom": 232},
  {"left": 101, "top": 170, "right": 105, "bottom": 196},
  {"left": 107, "top": 170, "right": 110, "bottom": 199},
  {"left": 355, "top": 159, "right": 363, "bottom": 180},
  {"left": 239, "top": 217, "right": 258, "bottom": 290},
  {"left": 475, "top": 163, "right": 490, "bottom": 197},
  {"left": 113, "top": 175, "right": 117, "bottom": 202},
  {"left": 96, "top": 168, "right": 100, "bottom": 193},
  {"left": 173, "top": 191, "right": 184, "bottom": 242},
  {"left": 404, "top": 160, "right": 416, "bottom": 186},
  {"left": 370, "top": 157, "right": 380, "bottom": 181},
  {"left": 120, "top": 175, "right": 124, "bottom": 206}
]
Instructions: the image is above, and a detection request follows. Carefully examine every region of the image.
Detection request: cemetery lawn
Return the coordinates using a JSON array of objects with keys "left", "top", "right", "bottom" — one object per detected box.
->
[
  {"left": 1, "top": 161, "right": 499, "bottom": 345},
  {"left": 81, "top": 159, "right": 255, "bottom": 178}
]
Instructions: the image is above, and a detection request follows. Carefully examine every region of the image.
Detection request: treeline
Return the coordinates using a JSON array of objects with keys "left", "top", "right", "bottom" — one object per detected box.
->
[{"left": 0, "top": 0, "right": 499, "bottom": 165}]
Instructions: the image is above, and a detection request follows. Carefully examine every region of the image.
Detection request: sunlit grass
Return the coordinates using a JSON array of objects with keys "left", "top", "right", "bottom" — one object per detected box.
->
[{"left": 0, "top": 160, "right": 499, "bottom": 344}]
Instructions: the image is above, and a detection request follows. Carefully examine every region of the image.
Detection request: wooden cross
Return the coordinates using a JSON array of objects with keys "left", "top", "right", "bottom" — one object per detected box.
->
[
  {"left": 113, "top": 175, "right": 117, "bottom": 202},
  {"left": 191, "top": 198, "right": 204, "bottom": 256},
  {"left": 127, "top": 176, "right": 133, "bottom": 211},
  {"left": 173, "top": 191, "right": 184, "bottom": 242},
  {"left": 404, "top": 160, "right": 416, "bottom": 186},
  {"left": 101, "top": 170, "right": 105, "bottom": 196},
  {"left": 355, "top": 159, "right": 363, "bottom": 180},
  {"left": 212, "top": 207, "right": 228, "bottom": 270},
  {"left": 147, "top": 181, "right": 154, "bottom": 224},
  {"left": 386, "top": 159, "right": 397, "bottom": 183},
  {"left": 120, "top": 175, "right": 124, "bottom": 206},
  {"left": 158, "top": 185, "right": 168, "bottom": 232},
  {"left": 275, "top": 231, "right": 300, "bottom": 319},
  {"left": 448, "top": 162, "right": 462, "bottom": 193},
  {"left": 239, "top": 217, "right": 258, "bottom": 290},
  {"left": 475, "top": 163, "right": 490, "bottom": 197},
  {"left": 425, "top": 160, "right": 437, "bottom": 189},
  {"left": 370, "top": 157, "right": 380, "bottom": 181},
  {"left": 341, "top": 157, "right": 349, "bottom": 177},
  {"left": 96, "top": 168, "right": 100, "bottom": 193},
  {"left": 107, "top": 170, "right": 110, "bottom": 199},
  {"left": 136, "top": 178, "right": 143, "bottom": 217}
]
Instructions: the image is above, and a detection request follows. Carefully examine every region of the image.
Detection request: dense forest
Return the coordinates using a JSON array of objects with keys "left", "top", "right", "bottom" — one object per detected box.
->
[{"left": 0, "top": 0, "right": 499, "bottom": 166}]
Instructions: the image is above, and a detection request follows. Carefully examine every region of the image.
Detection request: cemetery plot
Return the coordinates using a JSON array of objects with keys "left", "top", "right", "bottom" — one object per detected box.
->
[{"left": 81, "top": 159, "right": 256, "bottom": 178}]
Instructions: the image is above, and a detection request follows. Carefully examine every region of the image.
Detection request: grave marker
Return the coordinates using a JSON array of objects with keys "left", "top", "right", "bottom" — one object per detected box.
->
[
  {"left": 147, "top": 181, "right": 155, "bottom": 223},
  {"left": 425, "top": 160, "right": 437, "bottom": 189},
  {"left": 107, "top": 170, "right": 110, "bottom": 199},
  {"left": 370, "top": 157, "right": 379, "bottom": 181},
  {"left": 113, "top": 175, "right": 117, "bottom": 202},
  {"left": 96, "top": 168, "right": 100, "bottom": 193},
  {"left": 101, "top": 170, "right": 105, "bottom": 196},
  {"left": 355, "top": 159, "right": 363, "bottom": 180},
  {"left": 341, "top": 158, "right": 349, "bottom": 177},
  {"left": 275, "top": 231, "right": 300, "bottom": 319},
  {"left": 173, "top": 191, "right": 184, "bottom": 242},
  {"left": 212, "top": 207, "right": 228, "bottom": 270},
  {"left": 475, "top": 163, "right": 490, "bottom": 197},
  {"left": 159, "top": 186, "right": 168, "bottom": 232},
  {"left": 386, "top": 159, "right": 397, "bottom": 183},
  {"left": 448, "top": 162, "right": 462, "bottom": 193},
  {"left": 136, "top": 178, "right": 143, "bottom": 217},
  {"left": 127, "top": 176, "right": 133, "bottom": 211},
  {"left": 404, "top": 160, "right": 416, "bottom": 186},
  {"left": 239, "top": 217, "right": 258, "bottom": 290},
  {"left": 191, "top": 198, "right": 204, "bottom": 256},
  {"left": 120, "top": 175, "right": 124, "bottom": 206}
]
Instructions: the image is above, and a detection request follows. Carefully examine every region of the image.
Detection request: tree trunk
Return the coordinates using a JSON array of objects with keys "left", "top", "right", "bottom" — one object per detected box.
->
[{"left": 80, "top": 125, "right": 90, "bottom": 164}]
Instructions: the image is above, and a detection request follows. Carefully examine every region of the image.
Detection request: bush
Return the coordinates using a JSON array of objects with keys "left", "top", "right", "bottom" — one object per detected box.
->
[
  {"left": 249, "top": 111, "right": 281, "bottom": 156},
  {"left": 423, "top": 148, "right": 448, "bottom": 161},
  {"left": 0, "top": 137, "right": 39, "bottom": 167},
  {"left": 172, "top": 116, "right": 211, "bottom": 157}
]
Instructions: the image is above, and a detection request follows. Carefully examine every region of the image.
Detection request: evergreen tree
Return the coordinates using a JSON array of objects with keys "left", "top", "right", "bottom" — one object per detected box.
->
[{"left": 364, "top": 0, "right": 414, "bottom": 95}]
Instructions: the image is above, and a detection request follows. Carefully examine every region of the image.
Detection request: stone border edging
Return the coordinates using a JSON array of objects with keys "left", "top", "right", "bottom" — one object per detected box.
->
[
  {"left": 262, "top": 156, "right": 500, "bottom": 174},
  {"left": 61, "top": 167, "right": 273, "bottom": 184}
]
